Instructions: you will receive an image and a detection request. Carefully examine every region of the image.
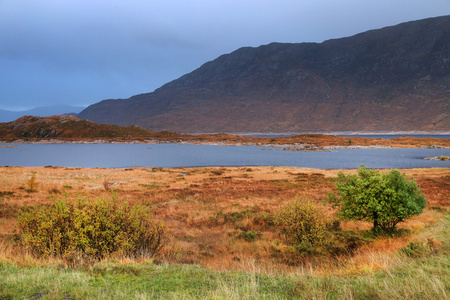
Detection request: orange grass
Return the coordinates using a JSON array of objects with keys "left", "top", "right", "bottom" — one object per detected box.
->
[{"left": 0, "top": 166, "right": 448, "bottom": 275}]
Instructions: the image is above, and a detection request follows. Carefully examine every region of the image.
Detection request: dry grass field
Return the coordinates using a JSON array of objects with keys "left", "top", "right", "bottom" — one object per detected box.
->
[{"left": 1, "top": 166, "right": 448, "bottom": 277}]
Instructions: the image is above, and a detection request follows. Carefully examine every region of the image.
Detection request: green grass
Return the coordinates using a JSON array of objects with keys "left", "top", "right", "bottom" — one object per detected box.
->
[
  {"left": 1, "top": 214, "right": 449, "bottom": 299},
  {"left": 0, "top": 263, "right": 298, "bottom": 299},
  {"left": 1, "top": 256, "right": 448, "bottom": 299}
]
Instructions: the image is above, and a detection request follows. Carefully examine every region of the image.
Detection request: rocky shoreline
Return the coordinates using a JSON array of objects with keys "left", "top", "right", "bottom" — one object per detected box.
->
[
  {"left": 1, "top": 132, "right": 449, "bottom": 152},
  {"left": 424, "top": 155, "right": 450, "bottom": 161},
  {"left": 2, "top": 138, "right": 448, "bottom": 151}
]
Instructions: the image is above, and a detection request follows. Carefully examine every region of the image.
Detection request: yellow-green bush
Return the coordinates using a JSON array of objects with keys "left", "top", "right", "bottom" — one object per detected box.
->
[
  {"left": 277, "top": 198, "right": 329, "bottom": 252},
  {"left": 17, "top": 196, "right": 169, "bottom": 260}
]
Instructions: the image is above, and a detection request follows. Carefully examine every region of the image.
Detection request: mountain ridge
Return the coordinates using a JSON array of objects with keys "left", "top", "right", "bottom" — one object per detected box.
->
[{"left": 78, "top": 16, "right": 450, "bottom": 132}]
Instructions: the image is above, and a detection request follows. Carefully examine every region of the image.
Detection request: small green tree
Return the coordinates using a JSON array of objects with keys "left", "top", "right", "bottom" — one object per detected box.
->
[{"left": 328, "top": 165, "right": 426, "bottom": 233}]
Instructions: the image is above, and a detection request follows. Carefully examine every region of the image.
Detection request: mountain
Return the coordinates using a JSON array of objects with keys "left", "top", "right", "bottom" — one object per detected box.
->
[
  {"left": 78, "top": 16, "right": 450, "bottom": 132},
  {"left": 0, "top": 105, "right": 86, "bottom": 123}
]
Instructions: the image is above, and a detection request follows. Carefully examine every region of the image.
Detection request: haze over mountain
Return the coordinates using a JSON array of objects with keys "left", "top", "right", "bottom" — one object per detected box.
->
[
  {"left": 78, "top": 16, "right": 450, "bottom": 133},
  {"left": 0, "top": 105, "right": 85, "bottom": 123}
]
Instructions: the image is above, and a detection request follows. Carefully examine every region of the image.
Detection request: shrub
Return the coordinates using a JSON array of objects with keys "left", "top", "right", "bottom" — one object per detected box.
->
[
  {"left": 326, "top": 229, "right": 370, "bottom": 256},
  {"left": 401, "top": 238, "right": 441, "bottom": 258},
  {"left": 253, "top": 212, "right": 276, "bottom": 227},
  {"left": 237, "top": 230, "right": 262, "bottom": 242},
  {"left": 17, "top": 196, "right": 169, "bottom": 260},
  {"left": 150, "top": 167, "right": 164, "bottom": 172},
  {"left": 277, "top": 198, "right": 329, "bottom": 251},
  {"left": 48, "top": 188, "right": 61, "bottom": 194},
  {"left": 103, "top": 180, "right": 112, "bottom": 191},
  {"left": 26, "top": 173, "right": 38, "bottom": 192},
  {"left": 328, "top": 165, "right": 426, "bottom": 233}
]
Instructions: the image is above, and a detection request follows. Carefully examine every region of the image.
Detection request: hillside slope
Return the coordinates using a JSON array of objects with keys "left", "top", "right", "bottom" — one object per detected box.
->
[
  {"left": 78, "top": 16, "right": 450, "bottom": 132},
  {"left": 0, "top": 115, "right": 153, "bottom": 140}
]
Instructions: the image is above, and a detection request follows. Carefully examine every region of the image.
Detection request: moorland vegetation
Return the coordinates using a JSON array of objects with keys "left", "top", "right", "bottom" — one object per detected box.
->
[{"left": 0, "top": 165, "right": 448, "bottom": 298}]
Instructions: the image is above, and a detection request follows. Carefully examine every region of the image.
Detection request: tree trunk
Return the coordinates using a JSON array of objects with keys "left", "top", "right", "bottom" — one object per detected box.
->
[{"left": 373, "top": 211, "right": 379, "bottom": 229}]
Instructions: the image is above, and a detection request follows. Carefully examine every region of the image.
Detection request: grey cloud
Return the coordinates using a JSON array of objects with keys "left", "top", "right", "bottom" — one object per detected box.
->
[{"left": 0, "top": 0, "right": 449, "bottom": 110}]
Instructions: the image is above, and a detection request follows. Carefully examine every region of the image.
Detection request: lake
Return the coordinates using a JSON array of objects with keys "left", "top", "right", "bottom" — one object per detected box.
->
[{"left": 0, "top": 143, "right": 449, "bottom": 169}]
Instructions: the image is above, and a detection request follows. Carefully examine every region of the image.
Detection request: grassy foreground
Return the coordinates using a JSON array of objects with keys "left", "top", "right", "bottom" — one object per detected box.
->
[
  {"left": 0, "top": 166, "right": 449, "bottom": 298},
  {"left": 1, "top": 214, "right": 448, "bottom": 299}
]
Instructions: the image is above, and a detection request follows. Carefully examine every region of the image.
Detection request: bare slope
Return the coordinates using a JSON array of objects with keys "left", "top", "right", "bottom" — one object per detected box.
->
[{"left": 78, "top": 15, "right": 450, "bottom": 132}]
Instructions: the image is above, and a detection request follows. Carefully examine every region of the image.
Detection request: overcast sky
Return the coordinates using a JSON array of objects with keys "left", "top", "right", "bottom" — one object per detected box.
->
[{"left": 0, "top": 0, "right": 449, "bottom": 111}]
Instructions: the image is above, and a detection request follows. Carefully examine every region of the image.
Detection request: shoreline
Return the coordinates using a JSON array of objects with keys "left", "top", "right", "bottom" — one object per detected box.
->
[
  {"left": 1, "top": 164, "right": 449, "bottom": 172},
  {"left": 195, "top": 131, "right": 450, "bottom": 136},
  {"left": 0, "top": 138, "right": 405, "bottom": 151},
  {"left": 1, "top": 138, "right": 448, "bottom": 150}
]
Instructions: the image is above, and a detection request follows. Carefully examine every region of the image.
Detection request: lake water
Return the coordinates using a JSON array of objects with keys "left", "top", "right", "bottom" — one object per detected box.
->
[{"left": 0, "top": 143, "right": 449, "bottom": 169}]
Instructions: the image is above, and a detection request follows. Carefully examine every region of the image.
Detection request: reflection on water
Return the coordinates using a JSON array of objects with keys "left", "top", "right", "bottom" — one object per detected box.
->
[{"left": 0, "top": 143, "right": 449, "bottom": 169}]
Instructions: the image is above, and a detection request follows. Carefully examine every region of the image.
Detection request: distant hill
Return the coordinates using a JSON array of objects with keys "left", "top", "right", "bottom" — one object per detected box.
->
[
  {"left": 0, "top": 115, "right": 154, "bottom": 140},
  {"left": 0, "top": 105, "right": 85, "bottom": 123},
  {"left": 78, "top": 16, "right": 450, "bottom": 132}
]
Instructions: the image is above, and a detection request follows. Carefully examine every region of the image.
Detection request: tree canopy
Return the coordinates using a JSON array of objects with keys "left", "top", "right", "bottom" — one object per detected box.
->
[{"left": 328, "top": 166, "right": 426, "bottom": 233}]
